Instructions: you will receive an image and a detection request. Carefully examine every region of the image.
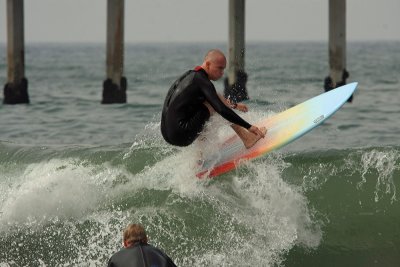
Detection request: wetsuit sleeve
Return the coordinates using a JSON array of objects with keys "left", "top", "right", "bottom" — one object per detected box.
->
[
  {"left": 107, "top": 257, "right": 114, "bottom": 267},
  {"left": 167, "top": 257, "right": 178, "bottom": 267},
  {"left": 199, "top": 80, "right": 252, "bottom": 129}
]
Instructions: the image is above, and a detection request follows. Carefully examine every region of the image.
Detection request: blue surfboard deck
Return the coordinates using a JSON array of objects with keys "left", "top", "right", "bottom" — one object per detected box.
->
[{"left": 197, "top": 82, "right": 358, "bottom": 178}]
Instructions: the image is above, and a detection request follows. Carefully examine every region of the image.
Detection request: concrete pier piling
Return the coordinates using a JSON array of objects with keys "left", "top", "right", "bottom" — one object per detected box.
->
[
  {"left": 325, "top": 0, "right": 352, "bottom": 101},
  {"left": 224, "top": 0, "right": 248, "bottom": 103},
  {"left": 4, "top": 0, "right": 29, "bottom": 104},
  {"left": 102, "top": 0, "right": 127, "bottom": 104},
  {"left": 329, "top": 0, "right": 346, "bottom": 84}
]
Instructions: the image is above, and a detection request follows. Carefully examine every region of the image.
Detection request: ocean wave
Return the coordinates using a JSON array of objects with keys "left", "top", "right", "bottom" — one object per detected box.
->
[{"left": 1, "top": 141, "right": 399, "bottom": 266}]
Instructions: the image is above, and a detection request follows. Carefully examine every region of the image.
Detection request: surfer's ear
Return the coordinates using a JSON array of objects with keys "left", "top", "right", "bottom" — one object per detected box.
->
[{"left": 204, "top": 60, "right": 211, "bottom": 70}]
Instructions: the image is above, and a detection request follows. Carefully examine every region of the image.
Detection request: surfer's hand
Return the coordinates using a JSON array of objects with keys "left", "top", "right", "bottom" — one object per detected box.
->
[
  {"left": 235, "top": 103, "right": 248, "bottom": 112},
  {"left": 249, "top": 125, "right": 265, "bottom": 138}
]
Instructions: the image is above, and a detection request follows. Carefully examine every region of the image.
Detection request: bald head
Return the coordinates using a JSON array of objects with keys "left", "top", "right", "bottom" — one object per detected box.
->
[
  {"left": 201, "top": 49, "right": 226, "bottom": 81},
  {"left": 204, "top": 49, "right": 226, "bottom": 63}
]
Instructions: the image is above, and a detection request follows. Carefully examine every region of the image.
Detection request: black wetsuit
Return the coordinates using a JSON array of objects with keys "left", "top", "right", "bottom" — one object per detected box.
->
[
  {"left": 107, "top": 243, "right": 177, "bottom": 267},
  {"left": 161, "top": 67, "right": 252, "bottom": 146}
]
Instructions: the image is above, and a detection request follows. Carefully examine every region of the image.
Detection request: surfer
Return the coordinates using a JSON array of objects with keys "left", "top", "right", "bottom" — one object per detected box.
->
[
  {"left": 161, "top": 49, "right": 266, "bottom": 148},
  {"left": 108, "top": 223, "right": 177, "bottom": 267}
]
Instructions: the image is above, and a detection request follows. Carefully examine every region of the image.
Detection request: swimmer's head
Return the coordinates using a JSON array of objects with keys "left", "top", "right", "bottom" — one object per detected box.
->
[{"left": 123, "top": 223, "right": 148, "bottom": 247}]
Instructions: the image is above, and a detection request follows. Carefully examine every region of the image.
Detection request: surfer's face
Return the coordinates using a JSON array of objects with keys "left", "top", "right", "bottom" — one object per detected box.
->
[{"left": 207, "top": 56, "right": 226, "bottom": 81}]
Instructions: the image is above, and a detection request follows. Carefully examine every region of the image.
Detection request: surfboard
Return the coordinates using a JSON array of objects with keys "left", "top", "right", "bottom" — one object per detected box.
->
[{"left": 196, "top": 82, "right": 358, "bottom": 178}]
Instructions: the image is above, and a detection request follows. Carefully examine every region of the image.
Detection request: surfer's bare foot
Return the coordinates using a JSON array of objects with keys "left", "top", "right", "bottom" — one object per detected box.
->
[{"left": 243, "top": 127, "right": 267, "bottom": 149}]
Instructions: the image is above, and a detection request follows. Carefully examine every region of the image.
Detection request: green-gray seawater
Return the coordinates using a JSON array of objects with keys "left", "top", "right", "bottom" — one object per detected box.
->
[{"left": 1, "top": 42, "right": 399, "bottom": 266}]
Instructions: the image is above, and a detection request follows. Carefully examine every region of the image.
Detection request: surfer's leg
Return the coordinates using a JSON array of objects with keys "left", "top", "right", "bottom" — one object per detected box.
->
[
  {"left": 203, "top": 101, "right": 266, "bottom": 149},
  {"left": 231, "top": 124, "right": 267, "bottom": 149},
  {"left": 203, "top": 101, "right": 215, "bottom": 115},
  {"left": 194, "top": 129, "right": 208, "bottom": 163}
]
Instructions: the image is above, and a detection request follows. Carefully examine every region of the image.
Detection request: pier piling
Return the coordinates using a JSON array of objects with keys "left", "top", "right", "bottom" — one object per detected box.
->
[
  {"left": 102, "top": 0, "right": 127, "bottom": 104},
  {"left": 224, "top": 0, "right": 248, "bottom": 103},
  {"left": 4, "top": 0, "right": 29, "bottom": 104},
  {"left": 325, "top": 0, "right": 352, "bottom": 101}
]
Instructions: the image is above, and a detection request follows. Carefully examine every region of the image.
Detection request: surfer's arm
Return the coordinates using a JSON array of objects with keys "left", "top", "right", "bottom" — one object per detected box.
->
[
  {"left": 214, "top": 92, "right": 263, "bottom": 137},
  {"left": 234, "top": 102, "right": 248, "bottom": 112},
  {"left": 217, "top": 94, "right": 248, "bottom": 112},
  {"left": 201, "top": 85, "right": 252, "bottom": 129}
]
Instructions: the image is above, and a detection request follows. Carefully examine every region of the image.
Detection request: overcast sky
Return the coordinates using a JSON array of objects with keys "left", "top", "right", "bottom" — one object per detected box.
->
[{"left": 0, "top": 0, "right": 399, "bottom": 43}]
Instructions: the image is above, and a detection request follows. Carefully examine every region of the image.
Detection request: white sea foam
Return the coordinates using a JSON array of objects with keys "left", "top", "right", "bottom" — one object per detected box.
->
[
  {"left": 0, "top": 113, "right": 322, "bottom": 266},
  {"left": 0, "top": 158, "right": 118, "bottom": 230},
  {"left": 119, "top": 133, "right": 322, "bottom": 266},
  {"left": 357, "top": 149, "right": 399, "bottom": 203}
]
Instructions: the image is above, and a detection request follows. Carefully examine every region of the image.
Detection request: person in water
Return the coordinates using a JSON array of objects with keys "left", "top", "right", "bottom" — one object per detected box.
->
[
  {"left": 108, "top": 223, "right": 177, "bottom": 267},
  {"left": 161, "top": 49, "right": 266, "bottom": 148}
]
